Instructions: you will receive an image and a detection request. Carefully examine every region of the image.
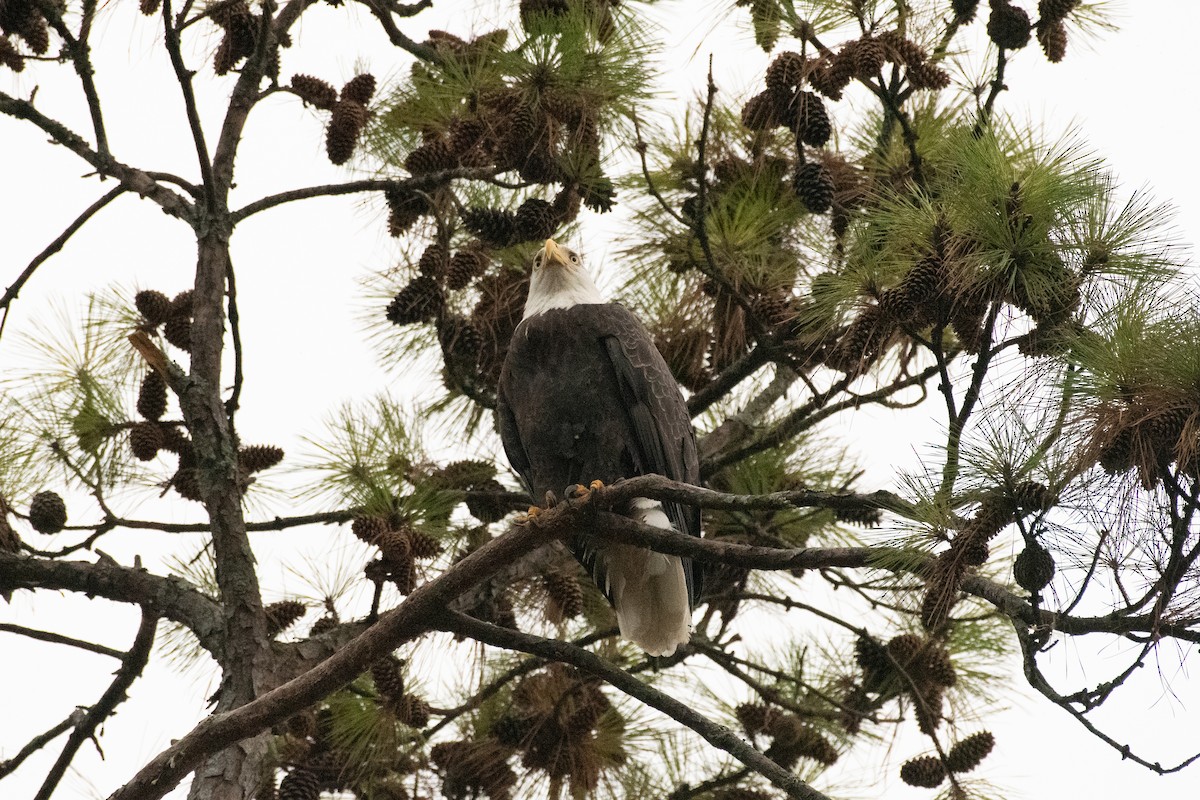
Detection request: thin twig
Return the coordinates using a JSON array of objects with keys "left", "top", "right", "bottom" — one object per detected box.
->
[
  {"left": 0, "top": 623, "right": 125, "bottom": 659},
  {"left": 34, "top": 609, "right": 159, "bottom": 800},
  {"left": 0, "top": 713, "right": 81, "bottom": 779}
]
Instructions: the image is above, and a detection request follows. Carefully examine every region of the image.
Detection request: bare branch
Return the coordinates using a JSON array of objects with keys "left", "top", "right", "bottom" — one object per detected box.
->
[
  {"left": 0, "top": 91, "right": 194, "bottom": 220},
  {"left": 34, "top": 609, "right": 159, "bottom": 800},
  {"left": 0, "top": 713, "right": 80, "bottom": 780},
  {"left": 0, "top": 554, "right": 223, "bottom": 656},
  {"left": 0, "top": 623, "right": 125, "bottom": 660}
]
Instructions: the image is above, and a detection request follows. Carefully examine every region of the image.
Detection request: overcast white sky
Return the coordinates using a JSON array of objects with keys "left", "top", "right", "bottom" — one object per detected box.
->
[{"left": 3, "top": 1, "right": 1200, "bottom": 798}]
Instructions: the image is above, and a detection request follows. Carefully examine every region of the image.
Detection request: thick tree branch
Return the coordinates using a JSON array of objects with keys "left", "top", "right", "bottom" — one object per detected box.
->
[
  {"left": 439, "top": 612, "right": 832, "bottom": 800},
  {"left": 34, "top": 609, "right": 159, "bottom": 800},
  {"left": 0, "top": 554, "right": 223, "bottom": 656}
]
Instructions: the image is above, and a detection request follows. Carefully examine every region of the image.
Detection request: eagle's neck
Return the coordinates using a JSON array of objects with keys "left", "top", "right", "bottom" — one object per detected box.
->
[{"left": 523, "top": 266, "right": 605, "bottom": 319}]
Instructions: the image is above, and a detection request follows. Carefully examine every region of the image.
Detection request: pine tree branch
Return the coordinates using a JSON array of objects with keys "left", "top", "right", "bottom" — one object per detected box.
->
[
  {"left": 103, "top": 519, "right": 557, "bottom": 800},
  {"left": 230, "top": 169, "right": 505, "bottom": 223},
  {"left": 0, "top": 623, "right": 125, "bottom": 660},
  {"left": 0, "top": 185, "right": 126, "bottom": 341},
  {"left": 33, "top": 0, "right": 108, "bottom": 155},
  {"left": 439, "top": 611, "right": 832, "bottom": 800},
  {"left": 0, "top": 91, "right": 194, "bottom": 221},
  {"left": 160, "top": 0, "right": 215, "bottom": 209},
  {"left": 687, "top": 346, "right": 772, "bottom": 418},
  {"left": 0, "top": 553, "right": 224, "bottom": 656},
  {"left": 0, "top": 712, "right": 81, "bottom": 780},
  {"left": 33, "top": 608, "right": 159, "bottom": 800},
  {"left": 355, "top": 0, "right": 442, "bottom": 63}
]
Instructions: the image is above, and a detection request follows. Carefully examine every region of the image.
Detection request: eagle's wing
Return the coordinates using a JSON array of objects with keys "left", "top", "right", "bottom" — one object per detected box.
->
[
  {"left": 495, "top": 389, "right": 533, "bottom": 496},
  {"left": 596, "top": 305, "right": 702, "bottom": 604}
]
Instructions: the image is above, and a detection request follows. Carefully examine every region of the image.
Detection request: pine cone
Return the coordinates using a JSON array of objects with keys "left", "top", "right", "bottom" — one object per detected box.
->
[
  {"left": 240, "top": 444, "right": 284, "bottom": 473},
  {"left": 834, "top": 504, "right": 883, "bottom": 527},
  {"left": 809, "top": 52, "right": 854, "bottom": 100},
  {"left": 907, "top": 61, "right": 951, "bottom": 90},
  {"left": 404, "top": 139, "right": 457, "bottom": 174},
  {"left": 384, "top": 185, "right": 428, "bottom": 236},
  {"left": 851, "top": 36, "right": 886, "bottom": 79},
  {"left": 0, "top": 37, "right": 26, "bottom": 73},
  {"left": 326, "top": 99, "right": 369, "bottom": 165},
  {"left": 171, "top": 467, "right": 203, "bottom": 502},
  {"left": 793, "top": 162, "right": 834, "bottom": 213},
  {"left": 735, "top": 703, "right": 771, "bottom": 736},
  {"left": 945, "top": 730, "right": 995, "bottom": 774},
  {"left": 792, "top": 91, "right": 831, "bottom": 148},
  {"left": 1037, "top": 19, "right": 1067, "bottom": 62},
  {"left": 952, "top": 0, "right": 980, "bottom": 22},
  {"left": 900, "top": 756, "right": 946, "bottom": 788},
  {"left": 290, "top": 74, "right": 338, "bottom": 109},
  {"left": 921, "top": 641, "right": 957, "bottom": 689},
  {"left": 513, "top": 198, "right": 558, "bottom": 242},
  {"left": 372, "top": 656, "right": 405, "bottom": 699},
  {"left": 462, "top": 207, "right": 518, "bottom": 249},
  {"left": 987, "top": 2, "right": 1032, "bottom": 50},
  {"left": 1038, "top": 0, "right": 1078, "bottom": 22},
  {"left": 163, "top": 314, "right": 192, "bottom": 352},
  {"left": 855, "top": 635, "right": 892, "bottom": 689},
  {"left": 135, "top": 289, "right": 173, "bottom": 326},
  {"left": 1012, "top": 480, "right": 1052, "bottom": 512},
  {"left": 543, "top": 569, "right": 583, "bottom": 620},
  {"left": 417, "top": 242, "right": 449, "bottom": 278},
  {"left": 29, "top": 491, "right": 67, "bottom": 534},
  {"left": 265, "top": 600, "right": 307, "bottom": 637},
  {"left": 407, "top": 529, "right": 443, "bottom": 558},
  {"left": 386, "top": 275, "right": 444, "bottom": 325},
  {"left": 447, "top": 247, "right": 491, "bottom": 290},
  {"left": 129, "top": 421, "right": 164, "bottom": 461},
  {"left": 465, "top": 477, "right": 509, "bottom": 522},
  {"left": 351, "top": 515, "right": 388, "bottom": 545},
  {"left": 278, "top": 768, "right": 320, "bottom": 800},
  {"left": 340, "top": 73, "right": 377, "bottom": 105},
  {"left": 436, "top": 459, "right": 497, "bottom": 489},
  {"left": 1013, "top": 542, "right": 1055, "bottom": 592},
  {"left": 877, "top": 30, "right": 928, "bottom": 68},
  {"left": 1099, "top": 428, "right": 1134, "bottom": 474},
  {"left": 135, "top": 371, "right": 168, "bottom": 422},
  {"left": 741, "top": 92, "right": 780, "bottom": 130},
  {"left": 394, "top": 693, "right": 430, "bottom": 727},
  {"left": 765, "top": 51, "right": 806, "bottom": 95}
]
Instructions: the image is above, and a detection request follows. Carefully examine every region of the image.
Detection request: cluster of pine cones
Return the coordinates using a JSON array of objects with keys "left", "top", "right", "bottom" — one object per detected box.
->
[
  {"left": 920, "top": 481, "right": 1052, "bottom": 630},
  {"left": 965, "top": 0, "right": 1078, "bottom": 62},
  {"left": 900, "top": 730, "right": 995, "bottom": 788},
  {"left": 291, "top": 73, "right": 377, "bottom": 165},
  {"left": 849, "top": 632, "right": 958, "bottom": 737},
  {"left": 1094, "top": 392, "right": 1200, "bottom": 488},
  {"left": 0, "top": 0, "right": 50, "bottom": 72},
  {"left": 736, "top": 702, "right": 840, "bottom": 769},
  {"left": 354, "top": 513, "right": 444, "bottom": 596},
  {"left": 270, "top": 674, "right": 427, "bottom": 800},
  {"left": 132, "top": 289, "right": 285, "bottom": 500}
]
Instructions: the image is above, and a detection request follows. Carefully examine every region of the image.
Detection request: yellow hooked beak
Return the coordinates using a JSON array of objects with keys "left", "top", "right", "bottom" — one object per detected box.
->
[{"left": 541, "top": 238, "right": 570, "bottom": 268}]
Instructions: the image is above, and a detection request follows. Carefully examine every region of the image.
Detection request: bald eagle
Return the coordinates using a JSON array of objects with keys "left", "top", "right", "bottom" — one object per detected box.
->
[{"left": 497, "top": 239, "right": 702, "bottom": 656}]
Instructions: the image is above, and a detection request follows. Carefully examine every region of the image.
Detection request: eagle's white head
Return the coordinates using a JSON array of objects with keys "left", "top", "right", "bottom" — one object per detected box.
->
[{"left": 523, "top": 238, "right": 605, "bottom": 319}]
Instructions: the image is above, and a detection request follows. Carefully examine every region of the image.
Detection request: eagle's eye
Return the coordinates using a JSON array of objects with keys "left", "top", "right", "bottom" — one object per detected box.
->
[
  {"left": 534, "top": 253, "right": 543, "bottom": 267},
  {"left": 569, "top": 252, "right": 579, "bottom": 264}
]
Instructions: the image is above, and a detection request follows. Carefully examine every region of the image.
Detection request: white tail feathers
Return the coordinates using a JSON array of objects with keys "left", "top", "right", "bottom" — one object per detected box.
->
[{"left": 603, "top": 499, "right": 692, "bottom": 657}]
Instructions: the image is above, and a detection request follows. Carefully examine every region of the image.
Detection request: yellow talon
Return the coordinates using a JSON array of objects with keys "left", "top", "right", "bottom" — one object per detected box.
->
[
  {"left": 517, "top": 505, "right": 542, "bottom": 524},
  {"left": 589, "top": 479, "right": 605, "bottom": 491},
  {"left": 567, "top": 483, "right": 589, "bottom": 499}
]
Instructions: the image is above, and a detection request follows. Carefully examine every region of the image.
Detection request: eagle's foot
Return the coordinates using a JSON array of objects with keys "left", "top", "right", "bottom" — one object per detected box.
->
[
  {"left": 516, "top": 505, "right": 542, "bottom": 525},
  {"left": 589, "top": 479, "right": 605, "bottom": 491},
  {"left": 567, "top": 480, "right": 605, "bottom": 501}
]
